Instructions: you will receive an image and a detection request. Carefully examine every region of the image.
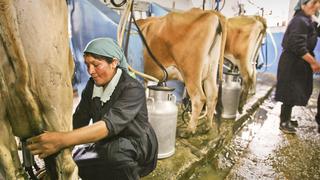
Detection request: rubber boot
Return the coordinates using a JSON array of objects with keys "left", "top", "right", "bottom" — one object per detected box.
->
[
  {"left": 290, "top": 120, "right": 298, "bottom": 127},
  {"left": 279, "top": 104, "right": 296, "bottom": 134},
  {"left": 316, "top": 93, "right": 320, "bottom": 133},
  {"left": 316, "top": 114, "right": 320, "bottom": 134}
]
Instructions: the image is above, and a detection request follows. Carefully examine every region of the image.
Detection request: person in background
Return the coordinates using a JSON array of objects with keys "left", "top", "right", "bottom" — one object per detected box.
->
[
  {"left": 275, "top": 0, "right": 320, "bottom": 134},
  {"left": 316, "top": 94, "right": 320, "bottom": 133},
  {"left": 27, "top": 37, "right": 158, "bottom": 180}
]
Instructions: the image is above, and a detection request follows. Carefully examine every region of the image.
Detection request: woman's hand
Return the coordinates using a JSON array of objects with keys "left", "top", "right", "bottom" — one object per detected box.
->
[
  {"left": 302, "top": 53, "right": 320, "bottom": 72},
  {"left": 311, "top": 62, "right": 320, "bottom": 73},
  {"left": 27, "top": 131, "right": 66, "bottom": 159}
]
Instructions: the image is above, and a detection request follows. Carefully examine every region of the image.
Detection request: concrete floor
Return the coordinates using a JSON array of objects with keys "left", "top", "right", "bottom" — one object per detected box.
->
[{"left": 188, "top": 78, "right": 320, "bottom": 180}]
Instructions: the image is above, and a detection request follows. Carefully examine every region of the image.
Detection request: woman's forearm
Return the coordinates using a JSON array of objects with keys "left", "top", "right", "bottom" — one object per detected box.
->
[
  {"left": 27, "top": 120, "right": 109, "bottom": 158},
  {"left": 63, "top": 120, "right": 109, "bottom": 148}
]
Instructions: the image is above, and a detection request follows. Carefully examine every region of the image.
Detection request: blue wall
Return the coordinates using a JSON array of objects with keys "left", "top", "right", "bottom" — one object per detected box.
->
[
  {"left": 258, "top": 32, "right": 284, "bottom": 74},
  {"left": 259, "top": 31, "right": 320, "bottom": 75}
]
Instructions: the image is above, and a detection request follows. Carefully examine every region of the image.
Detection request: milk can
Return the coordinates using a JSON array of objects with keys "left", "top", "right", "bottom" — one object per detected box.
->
[
  {"left": 221, "top": 72, "right": 242, "bottom": 119},
  {"left": 147, "top": 85, "right": 178, "bottom": 159}
]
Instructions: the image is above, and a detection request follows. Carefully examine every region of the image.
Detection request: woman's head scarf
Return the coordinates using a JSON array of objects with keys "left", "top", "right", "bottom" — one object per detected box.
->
[
  {"left": 83, "top": 37, "right": 129, "bottom": 72},
  {"left": 295, "top": 0, "right": 311, "bottom": 11},
  {"left": 294, "top": 0, "right": 320, "bottom": 17}
]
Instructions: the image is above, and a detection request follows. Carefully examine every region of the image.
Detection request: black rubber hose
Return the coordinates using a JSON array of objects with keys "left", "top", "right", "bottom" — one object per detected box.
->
[
  {"left": 25, "top": 166, "right": 38, "bottom": 180},
  {"left": 131, "top": 3, "right": 168, "bottom": 85},
  {"left": 110, "top": 0, "right": 127, "bottom": 7}
]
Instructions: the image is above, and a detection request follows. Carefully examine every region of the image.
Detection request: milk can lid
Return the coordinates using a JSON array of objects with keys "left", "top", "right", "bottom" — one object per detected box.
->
[{"left": 147, "top": 85, "right": 175, "bottom": 91}]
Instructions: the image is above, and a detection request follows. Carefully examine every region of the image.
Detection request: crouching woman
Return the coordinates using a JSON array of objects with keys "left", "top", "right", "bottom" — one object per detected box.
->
[{"left": 27, "top": 38, "right": 158, "bottom": 180}]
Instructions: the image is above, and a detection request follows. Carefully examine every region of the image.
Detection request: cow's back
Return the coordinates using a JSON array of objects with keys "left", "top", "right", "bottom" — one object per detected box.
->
[
  {"left": 137, "top": 8, "right": 222, "bottom": 81},
  {"left": 225, "top": 15, "right": 266, "bottom": 64}
]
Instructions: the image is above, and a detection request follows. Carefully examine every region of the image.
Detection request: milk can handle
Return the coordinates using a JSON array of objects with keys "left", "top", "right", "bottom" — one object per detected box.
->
[
  {"left": 147, "top": 97, "right": 154, "bottom": 109},
  {"left": 168, "top": 94, "right": 176, "bottom": 104}
]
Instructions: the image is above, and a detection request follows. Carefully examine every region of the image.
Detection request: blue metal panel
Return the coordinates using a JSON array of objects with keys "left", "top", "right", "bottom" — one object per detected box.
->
[{"left": 259, "top": 32, "right": 284, "bottom": 74}]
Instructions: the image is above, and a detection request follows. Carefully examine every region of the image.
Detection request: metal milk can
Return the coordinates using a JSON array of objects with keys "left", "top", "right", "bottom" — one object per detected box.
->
[
  {"left": 221, "top": 72, "right": 242, "bottom": 119},
  {"left": 147, "top": 85, "right": 178, "bottom": 159}
]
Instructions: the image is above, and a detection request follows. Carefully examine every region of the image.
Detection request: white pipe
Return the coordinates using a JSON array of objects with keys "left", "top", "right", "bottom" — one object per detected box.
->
[
  {"left": 260, "top": 28, "right": 278, "bottom": 68},
  {"left": 116, "top": 0, "right": 160, "bottom": 82}
]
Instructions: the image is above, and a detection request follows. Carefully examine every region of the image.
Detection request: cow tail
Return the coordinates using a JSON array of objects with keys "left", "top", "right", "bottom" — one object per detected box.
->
[
  {"left": 253, "top": 16, "right": 267, "bottom": 34},
  {"left": 214, "top": 12, "right": 227, "bottom": 127}
]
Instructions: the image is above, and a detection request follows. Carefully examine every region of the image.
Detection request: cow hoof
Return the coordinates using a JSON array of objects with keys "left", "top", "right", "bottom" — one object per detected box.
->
[
  {"left": 238, "top": 107, "right": 243, "bottom": 114},
  {"left": 198, "top": 124, "right": 211, "bottom": 135},
  {"left": 177, "top": 129, "right": 193, "bottom": 139}
]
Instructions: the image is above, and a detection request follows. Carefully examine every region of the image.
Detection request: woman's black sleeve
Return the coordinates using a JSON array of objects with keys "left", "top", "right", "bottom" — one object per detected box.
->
[
  {"left": 287, "top": 18, "right": 309, "bottom": 57},
  {"left": 72, "top": 81, "right": 92, "bottom": 129},
  {"left": 102, "top": 83, "right": 145, "bottom": 138}
]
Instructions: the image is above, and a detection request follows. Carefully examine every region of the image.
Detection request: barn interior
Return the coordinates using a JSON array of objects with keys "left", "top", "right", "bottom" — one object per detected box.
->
[{"left": 1, "top": 0, "right": 320, "bottom": 180}]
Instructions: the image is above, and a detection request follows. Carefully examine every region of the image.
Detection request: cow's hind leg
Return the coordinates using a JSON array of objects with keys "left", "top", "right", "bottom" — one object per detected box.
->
[
  {"left": 203, "top": 74, "right": 219, "bottom": 132},
  {"left": 249, "top": 66, "right": 257, "bottom": 95},
  {"left": 56, "top": 149, "right": 78, "bottom": 179},
  {"left": 238, "top": 64, "right": 254, "bottom": 113},
  {"left": 0, "top": 118, "right": 26, "bottom": 179},
  {"left": 181, "top": 79, "right": 206, "bottom": 137}
]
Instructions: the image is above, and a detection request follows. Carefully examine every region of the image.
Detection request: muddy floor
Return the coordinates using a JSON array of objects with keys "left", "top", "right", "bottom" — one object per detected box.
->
[{"left": 190, "top": 87, "right": 320, "bottom": 180}]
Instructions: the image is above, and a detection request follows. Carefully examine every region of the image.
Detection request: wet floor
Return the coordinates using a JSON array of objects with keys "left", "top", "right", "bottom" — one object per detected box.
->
[{"left": 189, "top": 89, "right": 320, "bottom": 180}]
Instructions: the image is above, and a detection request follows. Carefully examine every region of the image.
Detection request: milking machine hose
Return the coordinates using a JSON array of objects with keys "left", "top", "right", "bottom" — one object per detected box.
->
[{"left": 110, "top": 0, "right": 127, "bottom": 7}]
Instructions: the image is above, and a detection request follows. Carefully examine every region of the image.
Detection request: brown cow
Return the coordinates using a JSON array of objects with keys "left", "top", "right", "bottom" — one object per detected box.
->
[
  {"left": 0, "top": 0, "right": 77, "bottom": 179},
  {"left": 224, "top": 15, "right": 267, "bottom": 112},
  {"left": 136, "top": 8, "right": 227, "bottom": 135}
]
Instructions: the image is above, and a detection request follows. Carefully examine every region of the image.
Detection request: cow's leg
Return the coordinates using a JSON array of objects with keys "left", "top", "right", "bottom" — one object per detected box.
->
[
  {"left": 0, "top": 75, "right": 24, "bottom": 179},
  {"left": 42, "top": 94, "right": 78, "bottom": 180},
  {"left": 203, "top": 74, "right": 218, "bottom": 130},
  {"left": 184, "top": 79, "right": 206, "bottom": 135},
  {"left": 249, "top": 66, "right": 257, "bottom": 95},
  {"left": 203, "top": 40, "right": 221, "bottom": 131},
  {"left": 248, "top": 28, "right": 265, "bottom": 96},
  {"left": 56, "top": 150, "right": 78, "bottom": 179},
  {"left": 0, "top": 117, "right": 26, "bottom": 179},
  {"left": 238, "top": 62, "right": 254, "bottom": 113}
]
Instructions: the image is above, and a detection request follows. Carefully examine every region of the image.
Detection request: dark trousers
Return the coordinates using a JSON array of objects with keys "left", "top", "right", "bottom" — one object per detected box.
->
[
  {"left": 78, "top": 164, "right": 139, "bottom": 180},
  {"left": 316, "top": 93, "right": 320, "bottom": 125},
  {"left": 74, "top": 138, "right": 141, "bottom": 180},
  {"left": 280, "top": 103, "right": 293, "bottom": 123}
]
